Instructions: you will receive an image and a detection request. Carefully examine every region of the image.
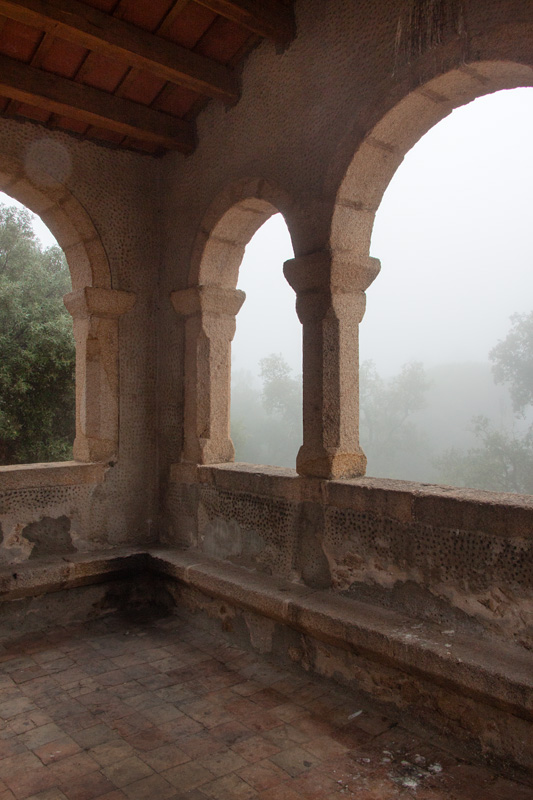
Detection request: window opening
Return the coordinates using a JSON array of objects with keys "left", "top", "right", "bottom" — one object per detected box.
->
[
  {"left": 0, "top": 194, "right": 75, "bottom": 465},
  {"left": 362, "top": 88, "right": 533, "bottom": 493},
  {"left": 231, "top": 214, "right": 301, "bottom": 468}
]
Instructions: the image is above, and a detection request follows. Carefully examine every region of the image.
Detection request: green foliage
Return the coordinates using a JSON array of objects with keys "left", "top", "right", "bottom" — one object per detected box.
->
[
  {"left": 436, "top": 313, "right": 533, "bottom": 494},
  {"left": 231, "top": 355, "right": 302, "bottom": 468},
  {"left": 359, "top": 360, "right": 431, "bottom": 478},
  {"left": 0, "top": 203, "right": 75, "bottom": 465},
  {"left": 436, "top": 416, "right": 533, "bottom": 494},
  {"left": 490, "top": 311, "right": 533, "bottom": 413}
]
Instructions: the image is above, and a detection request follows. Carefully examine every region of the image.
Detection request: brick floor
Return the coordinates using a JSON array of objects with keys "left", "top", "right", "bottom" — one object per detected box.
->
[{"left": 0, "top": 615, "right": 531, "bottom": 799}]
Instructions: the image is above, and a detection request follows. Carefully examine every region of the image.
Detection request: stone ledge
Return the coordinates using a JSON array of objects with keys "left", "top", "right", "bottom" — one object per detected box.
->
[
  {"left": 1, "top": 546, "right": 532, "bottom": 744},
  {"left": 0, "top": 548, "right": 146, "bottom": 599},
  {"left": 0, "top": 461, "right": 108, "bottom": 491},
  {"left": 172, "top": 463, "right": 533, "bottom": 537},
  {"left": 147, "top": 548, "right": 533, "bottom": 723}
]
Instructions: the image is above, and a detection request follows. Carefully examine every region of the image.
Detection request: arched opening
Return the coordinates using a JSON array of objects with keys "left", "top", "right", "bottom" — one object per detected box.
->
[
  {"left": 362, "top": 88, "right": 533, "bottom": 492},
  {"left": 173, "top": 182, "right": 298, "bottom": 467},
  {"left": 231, "top": 214, "right": 300, "bottom": 468},
  {"left": 0, "top": 155, "right": 133, "bottom": 467},
  {"left": 330, "top": 61, "right": 533, "bottom": 491},
  {"left": 0, "top": 192, "right": 74, "bottom": 465}
]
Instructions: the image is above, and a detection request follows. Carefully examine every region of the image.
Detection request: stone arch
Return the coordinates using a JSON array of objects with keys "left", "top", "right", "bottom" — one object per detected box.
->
[
  {"left": 0, "top": 153, "right": 111, "bottom": 290},
  {"left": 173, "top": 178, "right": 296, "bottom": 466},
  {"left": 331, "top": 59, "right": 533, "bottom": 261},
  {"left": 312, "top": 58, "right": 533, "bottom": 480},
  {"left": 189, "top": 177, "right": 296, "bottom": 289},
  {"left": 0, "top": 154, "right": 134, "bottom": 464}
]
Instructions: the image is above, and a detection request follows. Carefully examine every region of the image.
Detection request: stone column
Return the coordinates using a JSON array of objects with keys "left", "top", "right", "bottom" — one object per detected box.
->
[
  {"left": 283, "top": 251, "right": 380, "bottom": 479},
  {"left": 171, "top": 285, "right": 245, "bottom": 465},
  {"left": 64, "top": 287, "right": 136, "bottom": 462}
]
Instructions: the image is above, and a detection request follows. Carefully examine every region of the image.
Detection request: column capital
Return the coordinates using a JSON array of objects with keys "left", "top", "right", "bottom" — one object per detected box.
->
[
  {"left": 171, "top": 285, "right": 245, "bottom": 318},
  {"left": 284, "top": 251, "right": 380, "bottom": 295},
  {"left": 64, "top": 287, "right": 136, "bottom": 320}
]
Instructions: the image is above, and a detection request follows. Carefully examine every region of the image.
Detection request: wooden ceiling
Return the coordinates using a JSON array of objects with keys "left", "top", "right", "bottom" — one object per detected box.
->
[{"left": 0, "top": 0, "right": 294, "bottom": 155}]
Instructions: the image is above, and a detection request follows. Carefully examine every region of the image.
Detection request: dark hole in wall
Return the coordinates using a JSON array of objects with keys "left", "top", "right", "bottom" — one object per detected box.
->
[{"left": 22, "top": 515, "right": 76, "bottom": 559}]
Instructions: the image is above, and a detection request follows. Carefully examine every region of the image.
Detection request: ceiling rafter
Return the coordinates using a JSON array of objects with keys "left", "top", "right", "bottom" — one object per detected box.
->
[
  {"left": 0, "top": 0, "right": 239, "bottom": 104},
  {"left": 0, "top": 52, "right": 196, "bottom": 151},
  {"left": 194, "top": 0, "right": 295, "bottom": 45}
]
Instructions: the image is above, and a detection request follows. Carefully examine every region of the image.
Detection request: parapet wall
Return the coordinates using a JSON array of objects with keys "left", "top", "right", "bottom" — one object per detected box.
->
[{"left": 164, "top": 464, "right": 533, "bottom": 651}]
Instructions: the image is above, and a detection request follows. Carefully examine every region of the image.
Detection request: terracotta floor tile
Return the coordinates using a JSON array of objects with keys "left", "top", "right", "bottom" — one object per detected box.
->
[
  {"left": 121, "top": 773, "right": 175, "bottom": 800},
  {"left": 60, "top": 771, "right": 116, "bottom": 800},
  {"left": 302, "top": 735, "right": 349, "bottom": 761},
  {"left": 269, "top": 746, "right": 321, "bottom": 778},
  {"left": 47, "top": 752, "right": 101, "bottom": 783},
  {"left": 238, "top": 759, "right": 290, "bottom": 791},
  {"left": 201, "top": 773, "right": 258, "bottom": 799},
  {"left": 70, "top": 724, "right": 117, "bottom": 749},
  {"left": 33, "top": 736, "right": 81, "bottom": 765},
  {"left": 0, "top": 617, "right": 531, "bottom": 800},
  {"left": 178, "top": 732, "right": 225, "bottom": 760},
  {"left": 4, "top": 766, "right": 58, "bottom": 799},
  {"left": 231, "top": 735, "right": 281, "bottom": 764},
  {"left": 88, "top": 739, "right": 134, "bottom": 767},
  {"left": 198, "top": 747, "right": 248, "bottom": 777},
  {"left": 101, "top": 756, "right": 153, "bottom": 788},
  {"left": 141, "top": 743, "right": 190, "bottom": 772},
  {"left": 161, "top": 761, "right": 214, "bottom": 792}
]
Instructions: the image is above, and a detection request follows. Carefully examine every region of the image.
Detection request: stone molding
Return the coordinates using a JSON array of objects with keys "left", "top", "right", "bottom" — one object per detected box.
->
[
  {"left": 63, "top": 287, "right": 136, "bottom": 319},
  {"left": 64, "top": 287, "right": 137, "bottom": 463},
  {"left": 0, "top": 460, "right": 107, "bottom": 491},
  {"left": 171, "top": 285, "right": 245, "bottom": 465},
  {"left": 283, "top": 250, "right": 380, "bottom": 479}
]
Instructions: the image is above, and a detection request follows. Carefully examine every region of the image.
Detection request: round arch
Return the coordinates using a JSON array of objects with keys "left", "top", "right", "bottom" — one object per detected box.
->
[
  {"left": 330, "top": 60, "right": 533, "bottom": 261},
  {"left": 0, "top": 154, "right": 133, "bottom": 464},
  {"left": 189, "top": 177, "right": 296, "bottom": 289},
  {"left": 173, "top": 178, "right": 297, "bottom": 466},
  {"left": 0, "top": 153, "right": 111, "bottom": 290}
]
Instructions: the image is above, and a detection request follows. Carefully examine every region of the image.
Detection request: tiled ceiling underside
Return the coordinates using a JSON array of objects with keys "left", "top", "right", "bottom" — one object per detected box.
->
[{"left": 0, "top": 0, "right": 294, "bottom": 155}]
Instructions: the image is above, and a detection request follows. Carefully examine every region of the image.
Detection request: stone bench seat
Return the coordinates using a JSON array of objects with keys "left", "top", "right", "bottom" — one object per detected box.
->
[{"left": 1, "top": 545, "right": 532, "bottom": 774}]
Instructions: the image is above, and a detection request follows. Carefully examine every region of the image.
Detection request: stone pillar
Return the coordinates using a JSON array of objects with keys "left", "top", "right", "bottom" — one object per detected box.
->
[
  {"left": 171, "top": 285, "right": 245, "bottom": 465},
  {"left": 283, "top": 251, "right": 380, "bottom": 479},
  {"left": 64, "top": 287, "right": 136, "bottom": 462}
]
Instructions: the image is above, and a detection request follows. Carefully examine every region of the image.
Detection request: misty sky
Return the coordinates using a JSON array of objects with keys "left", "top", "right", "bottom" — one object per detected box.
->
[
  {"left": 2, "top": 87, "right": 532, "bottom": 383},
  {"left": 234, "top": 87, "right": 533, "bottom": 379}
]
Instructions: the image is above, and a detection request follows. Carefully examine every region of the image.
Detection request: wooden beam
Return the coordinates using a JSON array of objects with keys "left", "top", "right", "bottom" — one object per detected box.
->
[
  {"left": 194, "top": 0, "right": 295, "bottom": 45},
  {"left": 0, "top": 0, "right": 239, "bottom": 104},
  {"left": 0, "top": 53, "right": 195, "bottom": 151}
]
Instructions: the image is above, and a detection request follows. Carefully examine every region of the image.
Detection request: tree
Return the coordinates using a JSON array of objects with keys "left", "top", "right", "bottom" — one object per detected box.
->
[
  {"left": 0, "top": 204, "right": 75, "bottom": 465},
  {"left": 490, "top": 311, "right": 533, "bottom": 413},
  {"left": 436, "top": 415, "right": 533, "bottom": 494},
  {"left": 359, "top": 360, "right": 431, "bottom": 479},
  {"left": 436, "top": 313, "right": 533, "bottom": 494}
]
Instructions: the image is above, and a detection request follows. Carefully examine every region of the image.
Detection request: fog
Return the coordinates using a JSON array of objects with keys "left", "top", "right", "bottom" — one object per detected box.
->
[
  {"left": 232, "top": 88, "right": 533, "bottom": 489},
  {"left": 2, "top": 87, "right": 533, "bottom": 489}
]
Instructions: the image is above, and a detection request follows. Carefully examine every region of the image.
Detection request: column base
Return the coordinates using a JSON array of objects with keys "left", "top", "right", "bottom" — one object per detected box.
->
[
  {"left": 296, "top": 445, "right": 367, "bottom": 480},
  {"left": 183, "top": 437, "right": 236, "bottom": 466}
]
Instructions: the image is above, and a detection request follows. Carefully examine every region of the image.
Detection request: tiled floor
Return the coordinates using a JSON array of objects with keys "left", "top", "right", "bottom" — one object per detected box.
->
[{"left": 0, "top": 614, "right": 531, "bottom": 800}]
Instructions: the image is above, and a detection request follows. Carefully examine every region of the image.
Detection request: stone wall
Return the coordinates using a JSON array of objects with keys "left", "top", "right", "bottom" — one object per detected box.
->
[
  {"left": 165, "top": 464, "right": 533, "bottom": 651},
  {"left": 0, "top": 120, "right": 161, "bottom": 560}
]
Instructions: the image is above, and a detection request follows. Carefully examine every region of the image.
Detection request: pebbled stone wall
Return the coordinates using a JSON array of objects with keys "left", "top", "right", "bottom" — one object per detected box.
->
[
  {"left": 165, "top": 464, "right": 533, "bottom": 651},
  {"left": 0, "top": 120, "right": 160, "bottom": 558}
]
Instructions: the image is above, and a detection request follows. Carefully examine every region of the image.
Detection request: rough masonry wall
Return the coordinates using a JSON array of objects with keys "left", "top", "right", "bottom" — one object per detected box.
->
[
  {"left": 156, "top": 0, "right": 533, "bottom": 655},
  {"left": 164, "top": 465, "right": 533, "bottom": 652},
  {"left": 158, "top": 0, "right": 533, "bottom": 473},
  {"left": 0, "top": 119, "right": 161, "bottom": 562}
]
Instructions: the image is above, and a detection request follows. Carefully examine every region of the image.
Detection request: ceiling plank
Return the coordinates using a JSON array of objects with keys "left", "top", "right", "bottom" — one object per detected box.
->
[
  {"left": 0, "top": 0, "right": 239, "bottom": 104},
  {"left": 194, "top": 0, "right": 295, "bottom": 45},
  {"left": 0, "top": 53, "right": 195, "bottom": 151}
]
